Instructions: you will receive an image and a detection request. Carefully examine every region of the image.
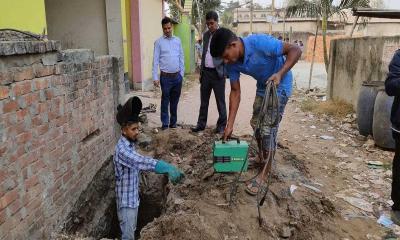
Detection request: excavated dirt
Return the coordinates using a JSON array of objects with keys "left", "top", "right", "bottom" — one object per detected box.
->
[
  {"left": 56, "top": 86, "right": 396, "bottom": 240},
  {"left": 137, "top": 126, "right": 381, "bottom": 240}
]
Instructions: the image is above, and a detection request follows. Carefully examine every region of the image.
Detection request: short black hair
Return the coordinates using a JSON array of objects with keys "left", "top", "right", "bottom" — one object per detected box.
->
[
  {"left": 161, "top": 17, "right": 172, "bottom": 26},
  {"left": 206, "top": 11, "right": 219, "bottom": 22},
  {"left": 210, "top": 27, "right": 237, "bottom": 58}
]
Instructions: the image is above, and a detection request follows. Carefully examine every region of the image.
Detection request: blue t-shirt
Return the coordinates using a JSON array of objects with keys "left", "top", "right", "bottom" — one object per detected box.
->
[{"left": 226, "top": 34, "right": 293, "bottom": 97}]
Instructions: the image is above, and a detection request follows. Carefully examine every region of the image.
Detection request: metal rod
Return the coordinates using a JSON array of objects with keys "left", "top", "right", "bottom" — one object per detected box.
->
[
  {"left": 250, "top": 0, "right": 253, "bottom": 34},
  {"left": 308, "top": 18, "right": 319, "bottom": 90},
  {"left": 349, "top": 15, "right": 359, "bottom": 37}
]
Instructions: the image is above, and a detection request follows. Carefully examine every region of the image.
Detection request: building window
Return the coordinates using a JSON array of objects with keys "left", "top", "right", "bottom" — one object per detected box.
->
[
  {"left": 245, "top": 14, "right": 249, "bottom": 19},
  {"left": 261, "top": 14, "right": 266, "bottom": 18},
  {"left": 239, "top": 14, "right": 242, "bottom": 19},
  {"left": 253, "top": 14, "right": 257, "bottom": 18}
]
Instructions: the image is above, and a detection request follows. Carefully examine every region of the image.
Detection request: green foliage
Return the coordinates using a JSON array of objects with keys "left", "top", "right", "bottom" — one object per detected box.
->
[
  {"left": 285, "top": 0, "right": 370, "bottom": 72},
  {"left": 220, "top": 1, "right": 240, "bottom": 28}
]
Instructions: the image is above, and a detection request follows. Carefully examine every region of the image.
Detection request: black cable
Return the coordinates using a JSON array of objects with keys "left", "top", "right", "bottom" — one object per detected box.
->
[
  {"left": 256, "top": 81, "right": 280, "bottom": 226},
  {"left": 0, "top": 28, "right": 43, "bottom": 40},
  {"left": 228, "top": 80, "right": 280, "bottom": 209}
]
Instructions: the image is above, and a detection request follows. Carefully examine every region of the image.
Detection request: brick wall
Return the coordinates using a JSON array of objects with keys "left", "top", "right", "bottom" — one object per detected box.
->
[
  {"left": 304, "top": 35, "right": 344, "bottom": 63},
  {"left": 0, "top": 41, "right": 124, "bottom": 239}
]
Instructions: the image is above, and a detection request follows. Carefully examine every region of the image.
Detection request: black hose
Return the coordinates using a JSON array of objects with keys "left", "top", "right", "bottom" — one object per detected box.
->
[
  {"left": 0, "top": 28, "right": 43, "bottom": 40},
  {"left": 228, "top": 80, "right": 280, "bottom": 210}
]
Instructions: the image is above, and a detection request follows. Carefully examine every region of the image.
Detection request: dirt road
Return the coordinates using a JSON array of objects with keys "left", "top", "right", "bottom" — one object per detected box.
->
[{"left": 134, "top": 70, "right": 397, "bottom": 239}]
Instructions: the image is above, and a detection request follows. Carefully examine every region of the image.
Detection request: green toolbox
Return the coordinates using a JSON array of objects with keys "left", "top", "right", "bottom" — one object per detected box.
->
[{"left": 213, "top": 138, "right": 249, "bottom": 173}]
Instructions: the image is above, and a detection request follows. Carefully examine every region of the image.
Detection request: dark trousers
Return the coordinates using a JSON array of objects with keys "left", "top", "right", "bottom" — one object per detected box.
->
[
  {"left": 392, "top": 131, "right": 400, "bottom": 210},
  {"left": 160, "top": 74, "right": 182, "bottom": 127},
  {"left": 196, "top": 68, "right": 227, "bottom": 130}
]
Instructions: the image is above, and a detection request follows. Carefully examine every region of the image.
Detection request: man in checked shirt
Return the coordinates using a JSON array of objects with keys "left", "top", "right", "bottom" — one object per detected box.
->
[{"left": 114, "top": 96, "right": 184, "bottom": 240}]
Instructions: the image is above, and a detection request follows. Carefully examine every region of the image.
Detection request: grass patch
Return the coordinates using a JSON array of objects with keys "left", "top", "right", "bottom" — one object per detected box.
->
[{"left": 300, "top": 98, "right": 354, "bottom": 118}]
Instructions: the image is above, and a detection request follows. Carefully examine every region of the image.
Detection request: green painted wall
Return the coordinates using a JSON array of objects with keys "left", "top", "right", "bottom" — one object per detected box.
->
[
  {"left": 0, "top": 0, "right": 47, "bottom": 34},
  {"left": 174, "top": 14, "right": 195, "bottom": 74}
]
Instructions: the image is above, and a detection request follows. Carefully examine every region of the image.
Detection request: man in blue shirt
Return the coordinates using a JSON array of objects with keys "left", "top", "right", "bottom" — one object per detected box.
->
[
  {"left": 153, "top": 17, "right": 185, "bottom": 130},
  {"left": 210, "top": 28, "right": 301, "bottom": 195},
  {"left": 114, "top": 96, "right": 184, "bottom": 239}
]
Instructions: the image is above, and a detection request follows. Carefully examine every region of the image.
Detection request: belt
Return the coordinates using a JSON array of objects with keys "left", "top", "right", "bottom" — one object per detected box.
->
[
  {"left": 204, "top": 67, "right": 216, "bottom": 71},
  {"left": 160, "top": 71, "right": 179, "bottom": 78}
]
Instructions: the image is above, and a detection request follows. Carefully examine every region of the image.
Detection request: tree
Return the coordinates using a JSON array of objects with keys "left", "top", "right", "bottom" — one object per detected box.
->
[
  {"left": 221, "top": 1, "right": 240, "bottom": 27},
  {"left": 286, "top": 0, "right": 370, "bottom": 72}
]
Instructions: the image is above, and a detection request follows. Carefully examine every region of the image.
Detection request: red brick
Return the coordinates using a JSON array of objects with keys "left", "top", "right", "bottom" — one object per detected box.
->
[
  {"left": 0, "top": 213, "right": 16, "bottom": 239},
  {"left": 18, "top": 154, "right": 30, "bottom": 169},
  {"left": 0, "top": 170, "right": 5, "bottom": 184},
  {"left": 14, "top": 67, "right": 34, "bottom": 82},
  {"left": 9, "top": 145, "right": 25, "bottom": 163},
  {"left": 44, "top": 89, "right": 54, "bottom": 100},
  {"left": 16, "top": 109, "right": 28, "bottom": 122},
  {"left": 14, "top": 122, "right": 26, "bottom": 135},
  {"left": 24, "top": 176, "right": 39, "bottom": 189},
  {"left": 8, "top": 199, "right": 22, "bottom": 216},
  {"left": 25, "top": 198, "right": 40, "bottom": 213},
  {"left": 0, "top": 209, "right": 5, "bottom": 225},
  {"left": 53, "top": 190, "right": 63, "bottom": 206},
  {"left": 49, "top": 178, "right": 62, "bottom": 196},
  {"left": 62, "top": 170, "right": 73, "bottom": 185},
  {"left": 0, "top": 189, "right": 18, "bottom": 211},
  {"left": 16, "top": 132, "right": 32, "bottom": 145},
  {"left": 31, "top": 160, "right": 45, "bottom": 175},
  {"left": 33, "top": 65, "right": 54, "bottom": 78},
  {"left": 36, "top": 124, "right": 49, "bottom": 135},
  {"left": 24, "top": 92, "right": 39, "bottom": 106},
  {"left": 0, "top": 86, "right": 9, "bottom": 100},
  {"left": 31, "top": 116, "right": 43, "bottom": 127},
  {"left": 12, "top": 81, "right": 32, "bottom": 96},
  {"left": 48, "top": 110, "right": 58, "bottom": 120},
  {"left": 37, "top": 102, "right": 48, "bottom": 114},
  {"left": 3, "top": 100, "right": 18, "bottom": 113},
  {"left": 33, "top": 77, "right": 50, "bottom": 90},
  {"left": 0, "top": 71, "right": 14, "bottom": 85},
  {"left": 0, "top": 146, "right": 6, "bottom": 158}
]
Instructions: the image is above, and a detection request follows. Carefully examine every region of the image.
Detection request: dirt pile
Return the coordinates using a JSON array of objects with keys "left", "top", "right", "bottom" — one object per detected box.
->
[{"left": 138, "top": 127, "right": 356, "bottom": 240}]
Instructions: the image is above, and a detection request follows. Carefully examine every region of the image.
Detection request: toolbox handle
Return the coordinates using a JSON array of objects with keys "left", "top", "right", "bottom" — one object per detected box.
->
[{"left": 221, "top": 137, "right": 240, "bottom": 144}]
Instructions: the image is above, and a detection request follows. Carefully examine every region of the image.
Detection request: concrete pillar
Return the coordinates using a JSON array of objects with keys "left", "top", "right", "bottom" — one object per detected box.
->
[
  {"left": 130, "top": 0, "right": 143, "bottom": 89},
  {"left": 105, "top": 0, "right": 124, "bottom": 57}
]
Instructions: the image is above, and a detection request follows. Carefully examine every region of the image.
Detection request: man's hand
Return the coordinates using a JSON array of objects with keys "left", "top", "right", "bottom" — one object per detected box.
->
[
  {"left": 154, "top": 160, "right": 185, "bottom": 184},
  {"left": 223, "top": 126, "right": 233, "bottom": 141},
  {"left": 267, "top": 72, "right": 282, "bottom": 86},
  {"left": 154, "top": 80, "right": 160, "bottom": 88}
]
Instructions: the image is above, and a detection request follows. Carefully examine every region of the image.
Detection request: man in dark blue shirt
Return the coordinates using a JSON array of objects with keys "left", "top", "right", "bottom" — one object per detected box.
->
[
  {"left": 210, "top": 28, "right": 301, "bottom": 195},
  {"left": 385, "top": 49, "right": 400, "bottom": 215}
]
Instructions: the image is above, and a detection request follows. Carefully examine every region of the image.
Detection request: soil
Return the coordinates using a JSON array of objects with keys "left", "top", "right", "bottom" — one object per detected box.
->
[
  {"left": 57, "top": 76, "right": 397, "bottom": 239},
  {"left": 136, "top": 89, "right": 396, "bottom": 240}
]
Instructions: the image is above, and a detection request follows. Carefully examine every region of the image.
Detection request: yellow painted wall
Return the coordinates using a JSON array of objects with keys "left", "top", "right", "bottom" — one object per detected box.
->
[
  {"left": 140, "top": 0, "right": 163, "bottom": 89},
  {"left": 121, "top": 0, "right": 130, "bottom": 73},
  {"left": 0, "top": 0, "right": 47, "bottom": 34}
]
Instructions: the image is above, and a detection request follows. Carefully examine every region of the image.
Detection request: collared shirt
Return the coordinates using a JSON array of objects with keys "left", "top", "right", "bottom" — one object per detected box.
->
[
  {"left": 152, "top": 35, "right": 184, "bottom": 81},
  {"left": 226, "top": 34, "right": 293, "bottom": 97},
  {"left": 205, "top": 33, "right": 215, "bottom": 68},
  {"left": 113, "top": 136, "right": 158, "bottom": 209}
]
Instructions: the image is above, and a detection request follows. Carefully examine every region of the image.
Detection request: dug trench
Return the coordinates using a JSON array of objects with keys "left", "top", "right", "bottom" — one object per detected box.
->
[{"left": 58, "top": 120, "right": 383, "bottom": 240}]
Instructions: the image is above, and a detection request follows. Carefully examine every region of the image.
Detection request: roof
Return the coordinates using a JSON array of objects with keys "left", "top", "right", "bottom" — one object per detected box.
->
[{"left": 352, "top": 8, "right": 400, "bottom": 19}]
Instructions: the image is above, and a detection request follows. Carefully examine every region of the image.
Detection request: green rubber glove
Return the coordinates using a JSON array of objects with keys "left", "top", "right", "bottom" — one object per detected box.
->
[{"left": 155, "top": 160, "right": 184, "bottom": 184}]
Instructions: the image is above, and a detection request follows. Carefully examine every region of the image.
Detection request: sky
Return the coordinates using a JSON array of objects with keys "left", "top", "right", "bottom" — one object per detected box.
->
[{"left": 221, "top": 0, "right": 400, "bottom": 9}]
